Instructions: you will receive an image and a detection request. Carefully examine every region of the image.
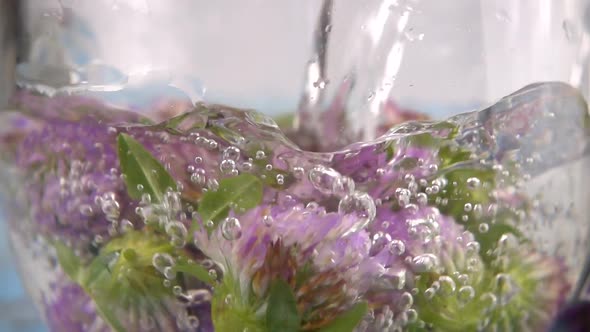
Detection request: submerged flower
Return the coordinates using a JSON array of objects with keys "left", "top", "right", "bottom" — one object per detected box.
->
[
  {"left": 17, "top": 117, "right": 129, "bottom": 248},
  {"left": 361, "top": 206, "right": 569, "bottom": 331},
  {"left": 194, "top": 203, "right": 382, "bottom": 331},
  {"left": 44, "top": 281, "right": 109, "bottom": 332}
]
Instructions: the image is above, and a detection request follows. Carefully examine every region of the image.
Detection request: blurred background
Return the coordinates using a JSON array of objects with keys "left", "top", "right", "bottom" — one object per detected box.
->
[{"left": 1, "top": 0, "right": 588, "bottom": 331}]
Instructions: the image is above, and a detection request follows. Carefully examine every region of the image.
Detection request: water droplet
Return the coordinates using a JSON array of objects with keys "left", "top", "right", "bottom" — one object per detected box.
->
[
  {"left": 338, "top": 192, "right": 376, "bottom": 233},
  {"left": 163, "top": 279, "right": 171, "bottom": 287},
  {"left": 313, "top": 79, "right": 329, "bottom": 89},
  {"left": 136, "top": 184, "right": 144, "bottom": 191},
  {"left": 411, "top": 254, "right": 439, "bottom": 273},
  {"left": 208, "top": 269, "right": 218, "bottom": 280},
  {"left": 563, "top": 20, "right": 580, "bottom": 41},
  {"left": 495, "top": 9, "right": 511, "bottom": 22},
  {"left": 389, "top": 240, "right": 406, "bottom": 256},
  {"left": 221, "top": 217, "right": 242, "bottom": 240},
  {"left": 457, "top": 285, "right": 475, "bottom": 304}
]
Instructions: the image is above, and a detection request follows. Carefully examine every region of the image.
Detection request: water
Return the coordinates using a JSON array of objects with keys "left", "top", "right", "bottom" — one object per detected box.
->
[{"left": 0, "top": 81, "right": 588, "bottom": 331}]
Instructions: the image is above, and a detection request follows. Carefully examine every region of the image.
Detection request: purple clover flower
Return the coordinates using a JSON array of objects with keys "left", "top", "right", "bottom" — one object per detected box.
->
[
  {"left": 194, "top": 203, "right": 384, "bottom": 330},
  {"left": 43, "top": 281, "right": 109, "bottom": 332},
  {"left": 16, "top": 117, "right": 129, "bottom": 248}
]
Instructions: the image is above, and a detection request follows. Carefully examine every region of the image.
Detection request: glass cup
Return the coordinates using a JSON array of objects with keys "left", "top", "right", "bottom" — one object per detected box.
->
[{"left": 1, "top": 1, "right": 589, "bottom": 331}]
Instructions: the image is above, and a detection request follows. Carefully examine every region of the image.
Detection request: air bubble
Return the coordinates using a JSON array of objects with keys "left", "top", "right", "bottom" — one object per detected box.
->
[
  {"left": 223, "top": 146, "right": 241, "bottom": 161},
  {"left": 480, "top": 292, "right": 498, "bottom": 312},
  {"left": 120, "top": 219, "right": 134, "bottom": 233},
  {"left": 411, "top": 254, "right": 439, "bottom": 273},
  {"left": 338, "top": 192, "right": 376, "bottom": 234},
  {"left": 221, "top": 217, "right": 242, "bottom": 240},
  {"left": 164, "top": 266, "right": 177, "bottom": 280},
  {"left": 241, "top": 162, "right": 253, "bottom": 171},
  {"left": 406, "top": 309, "right": 418, "bottom": 323},
  {"left": 309, "top": 165, "right": 342, "bottom": 195},
  {"left": 332, "top": 176, "right": 355, "bottom": 197},
  {"left": 207, "top": 140, "right": 218, "bottom": 150},
  {"left": 293, "top": 167, "right": 305, "bottom": 179},
  {"left": 255, "top": 150, "right": 266, "bottom": 160},
  {"left": 389, "top": 240, "right": 406, "bottom": 256},
  {"left": 187, "top": 316, "right": 200, "bottom": 328},
  {"left": 172, "top": 285, "right": 183, "bottom": 296},
  {"left": 390, "top": 268, "right": 406, "bottom": 290},
  {"left": 466, "top": 177, "right": 481, "bottom": 189},
  {"left": 478, "top": 223, "right": 489, "bottom": 233},
  {"left": 438, "top": 276, "right": 456, "bottom": 297},
  {"left": 224, "top": 294, "right": 233, "bottom": 305},
  {"left": 191, "top": 172, "right": 207, "bottom": 185},
  {"left": 276, "top": 174, "right": 285, "bottom": 185},
  {"left": 220, "top": 159, "right": 237, "bottom": 175},
  {"left": 464, "top": 203, "right": 473, "bottom": 212},
  {"left": 400, "top": 292, "right": 413, "bottom": 310},
  {"left": 166, "top": 221, "right": 188, "bottom": 247},
  {"left": 457, "top": 286, "right": 475, "bottom": 304},
  {"left": 79, "top": 204, "right": 94, "bottom": 216},
  {"left": 395, "top": 188, "right": 411, "bottom": 207},
  {"left": 263, "top": 215, "right": 274, "bottom": 226},
  {"left": 152, "top": 253, "right": 175, "bottom": 274},
  {"left": 207, "top": 179, "right": 220, "bottom": 191},
  {"left": 424, "top": 287, "right": 436, "bottom": 300},
  {"left": 416, "top": 193, "right": 428, "bottom": 206}
]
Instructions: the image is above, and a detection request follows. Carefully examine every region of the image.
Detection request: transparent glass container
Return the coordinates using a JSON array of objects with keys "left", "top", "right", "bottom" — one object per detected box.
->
[{"left": 1, "top": 1, "right": 589, "bottom": 331}]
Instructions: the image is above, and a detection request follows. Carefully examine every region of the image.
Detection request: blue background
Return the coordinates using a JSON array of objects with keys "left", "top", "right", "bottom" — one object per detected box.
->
[{"left": 0, "top": 220, "right": 47, "bottom": 332}]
